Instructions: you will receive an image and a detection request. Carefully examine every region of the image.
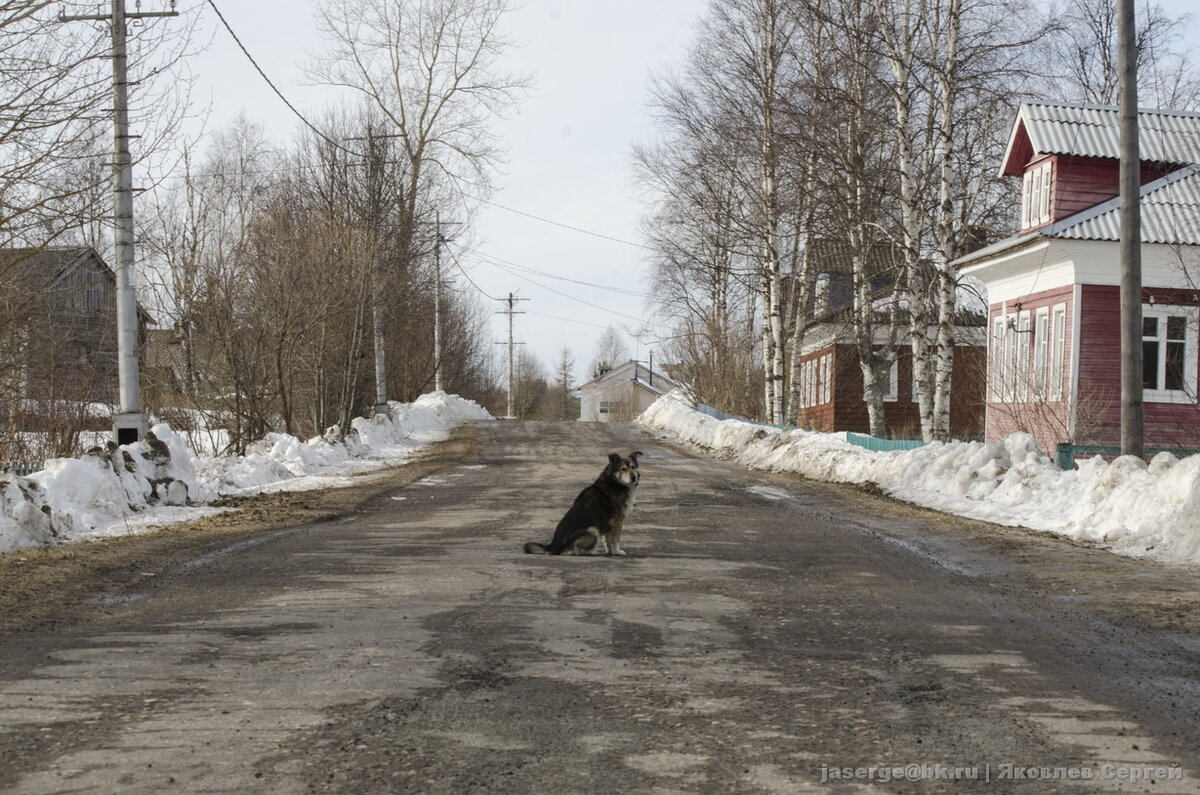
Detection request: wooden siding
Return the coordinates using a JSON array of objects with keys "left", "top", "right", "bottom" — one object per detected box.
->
[
  {"left": 985, "top": 286, "right": 1075, "bottom": 452},
  {"left": 1076, "top": 284, "right": 1200, "bottom": 448},
  {"left": 797, "top": 343, "right": 984, "bottom": 438},
  {"left": 1023, "top": 156, "right": 1175, "bottom": 233}
]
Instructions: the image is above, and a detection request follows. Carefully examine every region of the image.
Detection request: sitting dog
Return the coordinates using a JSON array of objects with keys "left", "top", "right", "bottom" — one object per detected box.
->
[{"left": 524, "top": 451, "right": 642, "bottom": 556}]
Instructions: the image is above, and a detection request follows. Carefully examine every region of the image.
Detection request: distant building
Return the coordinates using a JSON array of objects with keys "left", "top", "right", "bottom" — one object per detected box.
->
[
  {"left": 953, "top": 101, "right": 1200, "bottom": 453},
  {"left": 0, "top": 247, "right": 150, "bottom": 417},
  {"left": 578, "top": 359, "right": 680, "bottom": 422}
]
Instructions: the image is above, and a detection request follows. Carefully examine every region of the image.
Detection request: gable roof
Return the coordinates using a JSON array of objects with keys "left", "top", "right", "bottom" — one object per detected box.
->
[
  {"left": 0, "top": 246, "right": 155, "bottom": 323},
  {"left": 0, "top": 247, "right": 97, "bottom": 293},
  {"left": 1001, "top": 102, "right": 1200, "bottom": 176},
  {"left": 578, "top": 359, "right": 680, "bottom": 396}
]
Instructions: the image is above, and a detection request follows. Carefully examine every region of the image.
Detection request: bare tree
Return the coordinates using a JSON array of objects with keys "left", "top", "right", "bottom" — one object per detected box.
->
[{"left": 590, "top": 326, "right": 631, "bottom": 379}]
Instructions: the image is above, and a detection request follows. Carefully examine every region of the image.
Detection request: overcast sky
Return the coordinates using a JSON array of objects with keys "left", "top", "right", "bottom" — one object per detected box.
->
[
  {"left": 176, "top": 0, "right": 705, "bottom": 387},
  {"left": 172, "top": 0, "right": 1197, "bottom": 387}
]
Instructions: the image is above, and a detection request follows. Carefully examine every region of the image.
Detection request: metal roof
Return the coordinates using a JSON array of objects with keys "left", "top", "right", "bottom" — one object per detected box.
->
[
  {"left": 1006, "top": 102, "right": 1200, "bottom": 170},
  {"left": 954, "top": 165, "right": 1200, "bottom": 269},
  {"left": 1051, "top": 165, "right": 1200, "bottom": 245}
]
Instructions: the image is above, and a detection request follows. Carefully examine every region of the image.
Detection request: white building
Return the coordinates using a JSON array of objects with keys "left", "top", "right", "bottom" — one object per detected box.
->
[{"left": 577, "top": 359, "right": 679, "bottom": 422}]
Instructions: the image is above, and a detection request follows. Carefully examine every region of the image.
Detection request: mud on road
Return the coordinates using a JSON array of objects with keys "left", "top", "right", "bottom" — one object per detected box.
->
[
  {"left": 0, "top": 431, "right": 481, "bottom": 636},
  {"left": 1, "top": 420, "right": 1199, "bottom": 793}
]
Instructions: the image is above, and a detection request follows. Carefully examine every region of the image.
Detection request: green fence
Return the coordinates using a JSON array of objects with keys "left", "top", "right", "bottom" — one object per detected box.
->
[
  {"left": 1055, "top": 444, "right": 1200, "bottom": 470},
  {"left": 3, "top": 461, "right": 43, "bottom": 477},
  {"left": 845, "top": 432, "right": 927, "bottom": 453}
]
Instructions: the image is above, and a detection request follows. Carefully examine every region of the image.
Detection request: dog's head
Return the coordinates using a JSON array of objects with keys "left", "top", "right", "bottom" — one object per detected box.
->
[{"left": 607, "top": 451, "right": 642, "bottom": 487}]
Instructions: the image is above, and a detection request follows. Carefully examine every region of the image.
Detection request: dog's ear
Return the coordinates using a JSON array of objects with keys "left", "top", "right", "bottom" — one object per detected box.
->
[
  {"left": 630, "top": 451, "right": 643, "bottom": 464},
  {"left": 608, "top": 452, "right": 622, "bottom": 467}
]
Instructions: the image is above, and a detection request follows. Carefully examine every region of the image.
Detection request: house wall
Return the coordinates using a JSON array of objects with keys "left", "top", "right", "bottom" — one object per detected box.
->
[
  {"left": 1043, "top": 156, "right": 1171, "bottom": 228},
  {"left": 580, "top": 379, "right": 659, "bottom": 423},
  {"left": 795, "top": 344, "right": 984, "bottom": 438},
  {"left": 1075, "top": 284, "right": 1200, "bottom": 448},
  {"left": 984, "top": 285, "right": 1076, "bottom": 452}
]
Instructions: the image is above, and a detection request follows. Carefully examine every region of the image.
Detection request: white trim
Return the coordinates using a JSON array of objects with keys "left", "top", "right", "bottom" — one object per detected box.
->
[
  {"left": 1141, "top": 304, "right": 1198, "bottom": 404},
  {"left": 1068, "top": 285, "right": 1082, "bottom": 440},
  {"left": 1051, "top": 303, "right": 1067, "bottom": 400}
]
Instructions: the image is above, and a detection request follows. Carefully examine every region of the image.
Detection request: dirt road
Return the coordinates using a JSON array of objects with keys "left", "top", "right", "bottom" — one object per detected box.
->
[{"left": 1, "top": 420, "right": 1199, "bottom": 793}]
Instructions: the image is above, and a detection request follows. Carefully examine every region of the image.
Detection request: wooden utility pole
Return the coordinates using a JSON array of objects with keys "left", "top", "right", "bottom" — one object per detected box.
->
[
  {"left": 495, "top": 293, "right": 527, "bottom": 419},
  {"left": 1118, "top": 0, "right": 1144, "bottom": 457},
  {"left": 61, "top": 0, "right": 178, "bottom": 445}
]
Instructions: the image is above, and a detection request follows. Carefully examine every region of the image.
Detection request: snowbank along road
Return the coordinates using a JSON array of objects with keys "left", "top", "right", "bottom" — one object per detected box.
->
[{"left": 1, "top": 420, "right": 1199, "bottom": 792}]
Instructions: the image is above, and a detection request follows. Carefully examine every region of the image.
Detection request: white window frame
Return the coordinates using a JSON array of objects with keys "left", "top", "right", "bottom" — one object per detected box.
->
[
  {"left": 1021, "top": 161, "right": 1051, "bottom": 228},
  {"left": 1015, "top": 311, "right": 1031, "bottom": 400},
  {"left": 1050, "top": 304, "right": 1066, "bottom": 400},
  {"left": 864, "top": 355, "right": 899, "bottom": 403},
  {"left": 1142, "top": 304, "right": 1198, "bottom": 404},
  {"left": 991, "top": 316, "right": 1005, "bottom": 402},
  {"left": 1033, "top": 307, "right": 1050, "bottom": 396},
  {"left": 821, "top": 354, "right": 832, "bottom": 404}
]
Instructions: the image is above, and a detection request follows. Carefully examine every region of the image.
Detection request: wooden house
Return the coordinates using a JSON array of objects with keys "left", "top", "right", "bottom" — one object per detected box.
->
[
  {"left": 793, "top": 324, "right": 986, "bottom": 437},
  {"left": 578, "top": 359, "right": 680, "bottom": 422},
  {"left": 0, "top": 247, "right": 150, "bottom": 420},
  {"left": 952, "top": 101, "right": 1200, "bottom": 453},
  {"left": 793, "top": 239, "right": 986, "bottom": 438}
]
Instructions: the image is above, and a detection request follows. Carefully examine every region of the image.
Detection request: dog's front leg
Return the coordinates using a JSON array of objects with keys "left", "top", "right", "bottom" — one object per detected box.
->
[{"left": 607, "top": 521, "right": 626, "bottom": 557}]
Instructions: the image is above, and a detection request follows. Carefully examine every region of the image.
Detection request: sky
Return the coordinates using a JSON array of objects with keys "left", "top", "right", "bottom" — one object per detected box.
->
[
  {"left": 162, "top": 0, "right": 1197, "bottom": 388},
  {"left": 173, "top": 0, "right": 707, "bottom": 387}
]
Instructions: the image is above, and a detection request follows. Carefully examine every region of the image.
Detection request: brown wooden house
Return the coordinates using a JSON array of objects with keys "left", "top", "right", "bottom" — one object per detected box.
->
[
  {"left": 793, "top": 323, "right": 986, "bottom": 438},
  {"left": 0, "top": 247, "right": 150, "bottom": 424}
]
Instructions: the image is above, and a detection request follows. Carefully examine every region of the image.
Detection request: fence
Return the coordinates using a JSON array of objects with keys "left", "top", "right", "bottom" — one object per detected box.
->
[
  {"left": 844, "top": 432, "right": 927, "bottom": 453},
  {"left": 1054, "top": 443, "right": 1200, "bottom": 470},
  {"left": 3, "top": 461, "right": 44, "bottom": 478}
]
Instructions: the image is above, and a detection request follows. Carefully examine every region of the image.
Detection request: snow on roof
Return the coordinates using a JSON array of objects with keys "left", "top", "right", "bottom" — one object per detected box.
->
[{"left": 1002, "top": 101, "right": 1200, "bottom": 175}]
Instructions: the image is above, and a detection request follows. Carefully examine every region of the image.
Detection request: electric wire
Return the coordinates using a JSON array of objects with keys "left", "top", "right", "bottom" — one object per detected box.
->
[{"left": 202, "top": 1, "right": 653, "bottom": 252}]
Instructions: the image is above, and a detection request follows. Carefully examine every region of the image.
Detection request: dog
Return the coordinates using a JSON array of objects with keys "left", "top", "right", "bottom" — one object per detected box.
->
[{"left": 524, "top": 451, "right": 642, "bottom": 556}]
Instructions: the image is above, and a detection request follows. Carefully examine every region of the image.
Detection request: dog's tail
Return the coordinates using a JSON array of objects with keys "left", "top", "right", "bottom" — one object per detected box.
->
[{"left": 523, "top": 541, "right": 554, "bottom": 555}]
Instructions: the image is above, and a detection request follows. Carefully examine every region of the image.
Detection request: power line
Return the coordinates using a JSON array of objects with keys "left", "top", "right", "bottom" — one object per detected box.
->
[
  {"left": 447, "top": 248, "right": 498, "bottom": 301},
  {"left": 205, "top": 0, "right": 354, "bottom": 155},
  {"left": 473, "top": 250, "right": 650, "bottom": 298},
  {"left": 477, "top": 252, "right": 648, "bottom": 324}
]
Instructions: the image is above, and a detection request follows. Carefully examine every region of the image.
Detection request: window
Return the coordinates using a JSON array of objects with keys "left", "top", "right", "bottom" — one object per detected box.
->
[
  {"left": 1021, "top": 161, "right": 1052, "bottom": 228},
  {"left": 821, "top": 354, "right": 831, "bottom": 404},
  {"left": 991, "top": 316, "right": 1005, "bottom": 401},
  {"left": 798, "top": 353, "right": 833, "bottom": 409},
  {"left": 1033, "top": 308, "right": 1049, "bottom": 395},
  {"left": 865, "top": 355, "right": 898, "bottom": 402},
  {"left": 598, "top": 401, "right": 611, "bottom": 414},
  {"left": 1050, "top": 305, "right": 1066, "bottom": 400},
  {"left": 1142, "top": 305, "right": 1198, "bottom": 403}
]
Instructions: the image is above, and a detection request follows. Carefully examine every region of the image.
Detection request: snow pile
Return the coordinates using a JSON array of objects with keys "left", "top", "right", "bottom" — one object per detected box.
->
[
  {"left": 0, "top": 392, "right": 491, "bottom": 554},
  {"left": 638, "top": 391, "right": 1200, "bottom": 565}
]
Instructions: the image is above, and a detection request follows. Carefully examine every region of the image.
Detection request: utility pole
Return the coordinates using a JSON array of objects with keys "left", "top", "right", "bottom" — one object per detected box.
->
[
  {"left": 1118, "top": 0, "right": 1144, "bottom": 458},
  {"left": 61, "top": 0, "right": 178, "bottom": 445},
  {"left": 426, "top": 212, "right": 460, "bottom": 394},
  {"left": 495, "top": 293, "right": 527, "bottom": 419}
]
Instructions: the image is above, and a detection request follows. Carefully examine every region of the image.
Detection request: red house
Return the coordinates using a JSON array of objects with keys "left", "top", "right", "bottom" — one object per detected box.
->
[
  {"left": 953, "top": 102, "right": 1200, "bottom": 454},
  {"left": 793, "top": 325, "right": 986, "bottom": 438}
]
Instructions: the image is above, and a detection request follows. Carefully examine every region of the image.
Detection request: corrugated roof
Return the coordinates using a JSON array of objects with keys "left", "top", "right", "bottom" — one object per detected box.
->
[
  {"left": 1051, "top": 165, "right": 1200, "bottom": 244},
  {"left": 1006, "top": 102, "right": 1200, "bottom": 170},
  {"left": 954, "top": 165, "right": 1200, "bottom": 268}
]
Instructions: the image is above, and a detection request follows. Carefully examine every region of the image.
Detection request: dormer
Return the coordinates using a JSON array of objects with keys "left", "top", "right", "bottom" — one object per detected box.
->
[{"left": 1001, "top": 102, "right": 1200, "bottom": 234}]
